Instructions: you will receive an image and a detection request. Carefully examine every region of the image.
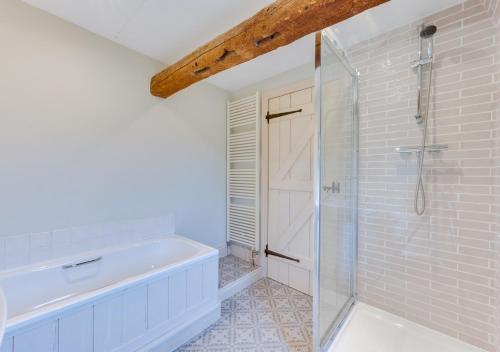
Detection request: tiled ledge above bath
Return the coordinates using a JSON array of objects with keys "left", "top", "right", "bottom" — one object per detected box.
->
[{"left": 0, "top": 214, "right": 175, "bottom": 272}]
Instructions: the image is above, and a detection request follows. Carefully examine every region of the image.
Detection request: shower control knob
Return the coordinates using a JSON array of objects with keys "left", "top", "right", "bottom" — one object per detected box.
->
[{"left": 322, "top": 181, "right": 340, "bottom": 194}]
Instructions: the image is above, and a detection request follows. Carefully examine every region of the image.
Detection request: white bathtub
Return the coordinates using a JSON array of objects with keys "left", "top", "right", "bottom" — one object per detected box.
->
[{"left": 0, "top": 235, "right": 220, "bottom": 352}]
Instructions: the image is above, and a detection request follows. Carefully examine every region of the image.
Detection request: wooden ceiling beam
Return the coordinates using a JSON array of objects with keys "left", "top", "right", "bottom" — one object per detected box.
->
[{"left": 150, "top": 0, "right": 388, "bottom": 98}]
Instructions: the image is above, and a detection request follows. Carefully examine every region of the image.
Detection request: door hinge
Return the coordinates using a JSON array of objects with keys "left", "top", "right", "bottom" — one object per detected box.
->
[
  {"left": 265, "top": 244, "right": 300, "bottom": 263},
  {"left": 266, "top": 109, "right": 302, "bottom": 123}
]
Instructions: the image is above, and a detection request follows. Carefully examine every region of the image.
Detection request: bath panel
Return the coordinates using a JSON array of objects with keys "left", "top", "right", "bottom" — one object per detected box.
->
[{"left": 0, "top": 236, "right": 220, "bottom": 352}]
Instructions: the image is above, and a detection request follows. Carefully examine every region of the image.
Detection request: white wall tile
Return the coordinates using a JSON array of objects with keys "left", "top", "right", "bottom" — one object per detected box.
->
[
  {"left": 4, "top": 234, "right": 30, "bottom": 268},
  {"left": 0, "top": 214, "right": 175, "bottom": 272}
]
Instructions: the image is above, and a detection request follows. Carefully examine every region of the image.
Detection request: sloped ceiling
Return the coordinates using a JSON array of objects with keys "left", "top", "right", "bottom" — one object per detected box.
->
[{"left": 22, "top": 0, "right": 463, "bottom": 92}]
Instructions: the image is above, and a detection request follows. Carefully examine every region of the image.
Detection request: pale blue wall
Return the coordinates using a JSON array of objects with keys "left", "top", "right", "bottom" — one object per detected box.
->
[{"left": 0, "top": 0, "right": 228, "bottom": 249}]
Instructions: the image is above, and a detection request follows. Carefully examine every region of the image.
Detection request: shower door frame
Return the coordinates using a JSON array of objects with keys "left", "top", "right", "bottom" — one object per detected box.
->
[{"left": 312, "top": 29, "right": 359, "bottom": 352}]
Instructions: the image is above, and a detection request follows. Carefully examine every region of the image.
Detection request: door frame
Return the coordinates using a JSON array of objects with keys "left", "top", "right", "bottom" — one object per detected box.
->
[{"left": 259, "top": 79, "right": 315, "bottom": 277}]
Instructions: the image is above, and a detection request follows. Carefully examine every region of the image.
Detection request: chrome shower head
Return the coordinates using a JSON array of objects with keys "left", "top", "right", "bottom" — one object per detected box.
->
[
  {"left": 419, "top": 24, "right": 437, "bottom": 60},
  {"left": 420, "top": 25, "right": 437, "bottom": 39}
]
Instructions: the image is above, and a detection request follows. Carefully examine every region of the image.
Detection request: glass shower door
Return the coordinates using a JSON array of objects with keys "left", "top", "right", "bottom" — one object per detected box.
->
[{"left": 314, "top": 30, "right": 358, "bottom": 350}]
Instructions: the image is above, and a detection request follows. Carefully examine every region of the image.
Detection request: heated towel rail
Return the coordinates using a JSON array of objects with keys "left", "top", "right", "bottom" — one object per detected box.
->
[{"left": 226, "top": 93, "right": 260, "bottom": 250}]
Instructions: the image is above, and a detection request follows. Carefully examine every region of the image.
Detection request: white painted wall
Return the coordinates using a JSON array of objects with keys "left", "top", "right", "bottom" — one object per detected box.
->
[
  {"left": 0, "top": 0, "right": 228, "bottom": 250},
  {"left": 230, "top": 63, "right": 314, "bottom": 101}
]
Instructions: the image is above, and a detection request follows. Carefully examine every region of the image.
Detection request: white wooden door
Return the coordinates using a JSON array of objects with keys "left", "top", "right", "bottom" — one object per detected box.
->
[{"left": 266, "top": 86, "right": 314, "bottom": 295}]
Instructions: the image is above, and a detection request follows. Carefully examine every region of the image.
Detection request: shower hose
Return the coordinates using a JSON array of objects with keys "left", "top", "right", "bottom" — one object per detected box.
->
[{"left": 414, "top": 62, "right": 433, "bottom": 216}]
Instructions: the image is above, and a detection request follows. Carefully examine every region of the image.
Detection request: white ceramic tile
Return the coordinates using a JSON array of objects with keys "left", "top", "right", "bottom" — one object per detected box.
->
[
  {"left": 29, "top": 232, "right": 52, "bottom": 264},
  {"left": 4, "top": 235, "right": 30, "bottom": 268},
  {"left": 0, "top": 214, "right": 175, "bottom": 272},
  {"left": 29, "top": 231, "right": 51, "bottom": 248},
  {"left": 51, "top": 228, "right": 73, "bottom": 258}
]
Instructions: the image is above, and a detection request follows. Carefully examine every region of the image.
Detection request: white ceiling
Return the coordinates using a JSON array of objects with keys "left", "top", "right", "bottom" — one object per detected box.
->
[
  {"left": 21, "top": 0, "right": 274, "bottom": 64},
  {"left": 331, "top": 0, "right": 463, "bottom": 49},
  {"left": 22, "top": 0, "right": 463, "bottom": 92}
]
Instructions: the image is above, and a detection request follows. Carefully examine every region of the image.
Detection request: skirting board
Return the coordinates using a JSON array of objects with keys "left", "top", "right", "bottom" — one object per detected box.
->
[
  {"left": 218, "top": 266, "right": 264, "bottom": 301},
  {"left": 139, "top": 303, "right": 221, "bottom": 352}
]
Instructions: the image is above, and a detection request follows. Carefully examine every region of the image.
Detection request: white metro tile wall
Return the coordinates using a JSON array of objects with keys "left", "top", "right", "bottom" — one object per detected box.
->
[
  {"left": 349, "top": 0, "right": 500, "bottom": 351},
  {"left": 0, "top": 214, "right": 174, "bottom": 272},
  {"left": 485, "top": 0, "right": 500, "bottom": 25},
  {"left": 488, "top": 0, "right": 500, "bottom": 350}
]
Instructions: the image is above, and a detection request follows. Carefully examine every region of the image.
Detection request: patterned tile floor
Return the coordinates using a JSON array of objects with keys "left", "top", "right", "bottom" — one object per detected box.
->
[
  {"left": 176, "top": 278, "right": 313, "bottom": 351},
  {"left": 219, "top": 254, "right": 258, "bottom": 288}
]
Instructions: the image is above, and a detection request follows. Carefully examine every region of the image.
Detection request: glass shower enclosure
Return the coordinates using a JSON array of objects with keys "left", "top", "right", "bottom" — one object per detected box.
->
[{"left": 313, "top": 29, "right": 359, "bottom": 351}]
